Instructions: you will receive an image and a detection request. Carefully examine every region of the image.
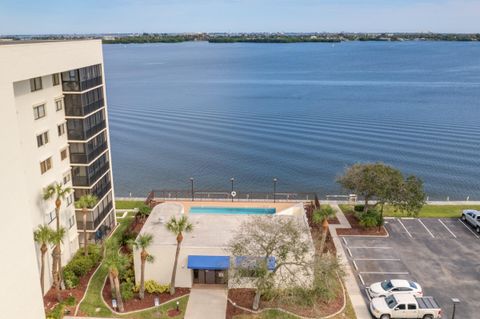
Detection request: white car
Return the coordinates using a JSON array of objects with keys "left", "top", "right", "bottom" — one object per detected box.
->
[{"left": 368, "top": 279, "right": 423, "bottom": 298}]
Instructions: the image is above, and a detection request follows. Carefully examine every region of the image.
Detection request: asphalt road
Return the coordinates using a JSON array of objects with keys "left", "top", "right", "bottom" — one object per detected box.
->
[{"left": 341, "top": 217, "right": 480, "bottom": 319}]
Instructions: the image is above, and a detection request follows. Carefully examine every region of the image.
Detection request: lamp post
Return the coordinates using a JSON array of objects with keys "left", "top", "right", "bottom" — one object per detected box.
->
[
  {"left": 273, "top": 178, "right": 277, "bottom": 203},
  {"left": 230, "top": 177, "right": 235, "bottom": 202},
  {"left": 451, "top": 298, "right": 460, "bottom": 319},
  {"left": 190, "top": 177, "right": 194, "bottom": 201}
]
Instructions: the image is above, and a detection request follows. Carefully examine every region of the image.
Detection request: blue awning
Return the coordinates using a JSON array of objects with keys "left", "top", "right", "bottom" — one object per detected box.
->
[
  {"left": 187, "top": 255, "right": 230, "bottom": 270},
  {"left": 235, "top": 256, "right": 276, "bottom": 271}
]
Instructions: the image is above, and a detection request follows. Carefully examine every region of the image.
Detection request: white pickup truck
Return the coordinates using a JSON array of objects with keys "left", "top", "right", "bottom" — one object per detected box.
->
[
  {"left": 461, "top": 209, "right": 480, "bottom": 233},
  {"left": 370, "top": 294, "right": 442, "bottom": 319}
]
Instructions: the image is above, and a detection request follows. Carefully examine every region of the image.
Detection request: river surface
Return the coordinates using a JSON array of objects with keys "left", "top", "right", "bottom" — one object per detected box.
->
[{"left": 103, "top": 41, "right": 480, "bottom": 199}]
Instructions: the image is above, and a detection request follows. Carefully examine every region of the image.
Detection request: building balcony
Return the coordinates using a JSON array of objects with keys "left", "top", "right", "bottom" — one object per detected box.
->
[
  {"left": 62, "top": 76, "right": 103, "bottom": 92},
  {"left": 67, "top": 120, "right": 106, "bottom": 141},
  {"left": 65, "top": 98, "right": 104, "bottom": 117},
  {"left": 72, "top": 163, "right": 109, "bottom": 187},
  {"left": 76, "top": 202, "right": 113, "bottom": 231},
  {"left": 70, "top": 142, "right": 108, "bottom": 164}
]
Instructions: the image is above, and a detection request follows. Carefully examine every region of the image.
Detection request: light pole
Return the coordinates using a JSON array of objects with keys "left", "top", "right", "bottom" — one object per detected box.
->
[
  {"left": 273, "top": 178, "right": 277, "bottom": 203},
  {"left": 451, "top": 298, "right": 460, "bottom": 319},
  {"left": 190, "top": 177, "right": 194, "bottom": 201},
  {"left": 230, "top": 177, "right": 235, "bottom": 202}
]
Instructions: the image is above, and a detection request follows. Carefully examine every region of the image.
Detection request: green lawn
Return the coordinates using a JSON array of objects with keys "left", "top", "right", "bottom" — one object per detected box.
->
[
  {"left": 115, "top": 200, "right": 145, "bottom": 210},
  {"left": 339, "top": 204, "right": 480, "bottom": 218}
]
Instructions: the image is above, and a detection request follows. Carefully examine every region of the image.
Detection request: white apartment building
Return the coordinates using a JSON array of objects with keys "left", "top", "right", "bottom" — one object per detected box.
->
[{"left": 0, "top": 40, "right": 116, "bottom": 318}]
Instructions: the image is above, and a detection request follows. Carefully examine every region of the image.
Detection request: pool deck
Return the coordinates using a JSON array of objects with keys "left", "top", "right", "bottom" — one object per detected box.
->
[{"left": 139, "top": 201, "right": 305, "bottom": 248}]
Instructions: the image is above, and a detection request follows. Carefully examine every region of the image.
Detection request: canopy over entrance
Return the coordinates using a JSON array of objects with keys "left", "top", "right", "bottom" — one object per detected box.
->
[{"left": 187, "top": 255, "right": 230, "bottom": 270}]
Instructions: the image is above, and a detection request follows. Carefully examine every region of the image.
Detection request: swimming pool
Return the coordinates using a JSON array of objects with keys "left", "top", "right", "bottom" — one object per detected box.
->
[{"left": 189, "top": 206, "right": 276, "bottom": 215}]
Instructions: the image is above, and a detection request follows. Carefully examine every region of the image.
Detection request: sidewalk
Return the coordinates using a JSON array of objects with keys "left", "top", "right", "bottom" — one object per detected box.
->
[
  {"left": 184, "top": 286, "right": 228, "bottom": 319},
  {"left": 329, "top": 203, "right": 371, "bottom": 319}
]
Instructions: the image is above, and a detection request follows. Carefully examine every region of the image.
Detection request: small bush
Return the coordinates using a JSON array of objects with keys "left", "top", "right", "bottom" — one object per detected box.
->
[
  {"left": 144, "top": 280, "right": 169, "bottom": 294},
  {"left": 120, "top": 231, "right": 136, "bottom": 247},
  {"left": 120, "top": 265, "right": 135, "bottom": 284},
  {"left": 354, "top": 204, "right": 365, "bottom": 212},
  {"left": 359, "top": 210, "right": 382, "bottom": 228},
  {"left": 63, "top": 269, "right": 79, "bottom": 289},
  {"left": 64, "top": 296, "right": 76, "bottom": 306},
  {"left": 64, "top": 256, "right": 94, "bottom": 277},
  {"left": 121, "top": 282, "right": 135, "bottom": 301}
]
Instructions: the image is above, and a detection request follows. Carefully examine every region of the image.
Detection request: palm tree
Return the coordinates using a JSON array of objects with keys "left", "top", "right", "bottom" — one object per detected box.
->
[
  {"left": 75, "top": 195, "right": 98, "bottom": 256},
  {"left": 43, "top": 183, "right": 72, "bottom": 289},
  {"left": 50, "top": 227, "right": 66, "bottom": 302},
  {"left": 104, "top": 239, "right": 128, "bottom": 312},
  {"left": 165, "top": 216, "right": 193, "bottom": 295},
  {"left": 129, "top": 234, "right": 154, "bottom": 299},
  {"left": 313, "top": 206, "right": 336, "bottom": 255},
  {"left": 33, "top": 225, "right": 54, "bottom": 295}
]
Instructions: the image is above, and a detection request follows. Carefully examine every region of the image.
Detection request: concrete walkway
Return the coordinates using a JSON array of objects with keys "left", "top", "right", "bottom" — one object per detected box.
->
[
  {"left": 185, "top": 287, "right": 228, "bottom": 319},
  {"left": 329, "top": 203, "right": 371, "bottom": 319}
]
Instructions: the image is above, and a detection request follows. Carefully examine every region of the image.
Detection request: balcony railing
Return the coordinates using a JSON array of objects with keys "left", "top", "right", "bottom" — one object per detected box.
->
[
  {"left": 70, "top": 142, "right": 108, "bottom": 164},
  {"left": 65, "top": 98, "right": 104, "bottom": 117},
  {"left": 72, "top": 163, "right": 110, "bottom": 187}
]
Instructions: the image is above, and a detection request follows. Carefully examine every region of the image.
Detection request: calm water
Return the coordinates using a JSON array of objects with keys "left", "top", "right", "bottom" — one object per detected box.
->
[{"left": 104, "top": 42, "right": 480, "bottom": 200}]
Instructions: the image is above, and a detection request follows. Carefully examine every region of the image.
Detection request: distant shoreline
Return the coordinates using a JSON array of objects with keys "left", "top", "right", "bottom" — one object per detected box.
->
[
  {"left": 103, "top": 33, "right": 480, "bottom": 44},
  {"left": 5, "top": 33, "right": 479, "bottom": 44}
]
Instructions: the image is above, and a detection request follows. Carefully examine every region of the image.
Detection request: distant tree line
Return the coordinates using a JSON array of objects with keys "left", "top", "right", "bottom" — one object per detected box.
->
[{"left": 5, "top": 32, "right": 479, "bottom": 44}]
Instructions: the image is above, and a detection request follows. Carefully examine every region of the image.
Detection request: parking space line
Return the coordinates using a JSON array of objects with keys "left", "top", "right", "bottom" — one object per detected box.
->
[
  {"left": 360, "top": 271, "right": 409, "bottom": 275},
  {"left": 439, "top": 219, "right": 457, "bottom": 238},
  {"left": 418, "top": 219, "right": 435, "bottom": 238},
  {"left": 352, "top": 260, "right": 359, "bottom": 271},
  {"left": 397, "top": 219, "right": 413, "bottom": 238},
  {"left": 342, "top": 237, "right": 348, "bottom": 246},
  {"left": 353, "top": 258, "right": 400, "bottom": 261},
  {"left": 458, "top": 219, "right": 480, "bottom": 239},
  {"left": 358, "top": 274, "right": 365, "bottom": 286},
  {"left": 348, "top": 246, "right": 392, "bottom": 249},
  {"left": 347, "top": 247, "right": 353, "bottom": 257},
  {"left": 365, "top": 288, "right": 371, "bottom": 300}
]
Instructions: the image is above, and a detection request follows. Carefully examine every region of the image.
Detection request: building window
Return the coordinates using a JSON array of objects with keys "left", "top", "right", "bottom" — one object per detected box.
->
[
  {"left": 66, "top": 193, "right": 73, "bottom": 206},
  {"left": 68, "top": 214, "right": 76, "bottom": 229},
  {"left": 46, "top": 210, "right": 56, "bottom": 225},
  {"left": 36, "top": 131, "right": 49, "bottom": 147},
  {"left": 30, "top": 77, "right": 43, "bottom": 92},
  {"left": 33, "top": 104, "right": 46, "bottom": 120},
  {"left": 52, "top": 74, "right": 60, "bottom": 86},
  {"left": 60, "top": 148, "right": 68, "bottom": 161},
  {"left": 40, "top": 157, "right": 52, "bottom": 174},
  {"left": 63, "top": 172, "right": 71, "bottom": 185},
  {"left": 57, "top": 123, "right": 66, "bottom": 136},
  {"left": 55, "top": 98, "right": 63, "bottom": 111}
]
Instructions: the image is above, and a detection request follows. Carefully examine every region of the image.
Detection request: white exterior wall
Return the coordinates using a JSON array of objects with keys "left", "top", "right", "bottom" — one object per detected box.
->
[
  {"left": 0, "top": 40, "right": 108, "bottom": 319},
  {"left": 134, "top": 244, "right": 228, "bottom": 288}
]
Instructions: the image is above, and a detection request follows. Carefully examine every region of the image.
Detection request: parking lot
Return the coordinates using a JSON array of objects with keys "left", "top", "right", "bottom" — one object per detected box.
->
[{"left": 341, "top": 217, "right": 480, "bottom": 318}]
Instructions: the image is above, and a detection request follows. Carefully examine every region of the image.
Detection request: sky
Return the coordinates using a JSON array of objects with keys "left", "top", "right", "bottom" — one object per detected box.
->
[{"left": 0, "top": 0, "right": 479, "bottom": 35}]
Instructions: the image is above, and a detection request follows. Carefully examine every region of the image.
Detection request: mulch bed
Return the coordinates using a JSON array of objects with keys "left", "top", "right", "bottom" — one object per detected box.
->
[
  {"left": 43, "top": 264, "right": 99, "bottom": 314},
  {"left": 167, "top": 309, "right": 182, "bottom": 317},
  {"left": 336, "top": 212, "right": 387, "bottom": 236},
  {"left": 102, "top": 279, "right": 190, "bottom": 312},
  {"left": 226, "top": 287, "right": 344, "bottom": 319}
]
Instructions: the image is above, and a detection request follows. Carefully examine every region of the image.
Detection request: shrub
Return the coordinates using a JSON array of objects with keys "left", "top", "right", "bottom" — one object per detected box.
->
[
  {"left": 354, "top": 204, "right": 365, "bottom": 212},
  {"left": 144, "top": 280, "right": 170, "bottom": 294},
  {"left": 120, "top": 266, "right": 135, "bottom": 284},
  {"left": 63, "top": 269, "right": 80, "bottom": 289},
  {"left": 46, "top": 296, "right": 75, "bottom": 319},
  {"left": 64, "top": 256, "right": 94, "bottom": 277},
  {"left": 121, "top": 282, "right": 135, "bottom": 301},
  {"left": 359, "top": 210, "right": 382, "bottom": 228},
  {"left": 120, "top": 231, "right": 136, "bottom": 247},
  {"left": 64, "top": 296, "right": 76, "bottom": 306}
]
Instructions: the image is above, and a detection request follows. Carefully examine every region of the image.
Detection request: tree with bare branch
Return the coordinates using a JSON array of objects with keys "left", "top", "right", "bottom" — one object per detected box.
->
[{"left": 228, "top": 216, "right": 313, "bottom": 310}]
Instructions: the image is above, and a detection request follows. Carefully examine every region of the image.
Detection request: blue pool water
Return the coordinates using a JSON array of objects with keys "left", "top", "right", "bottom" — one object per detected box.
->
[{"left": 189, "top": 206, "right": 276, "bottom": 215}]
